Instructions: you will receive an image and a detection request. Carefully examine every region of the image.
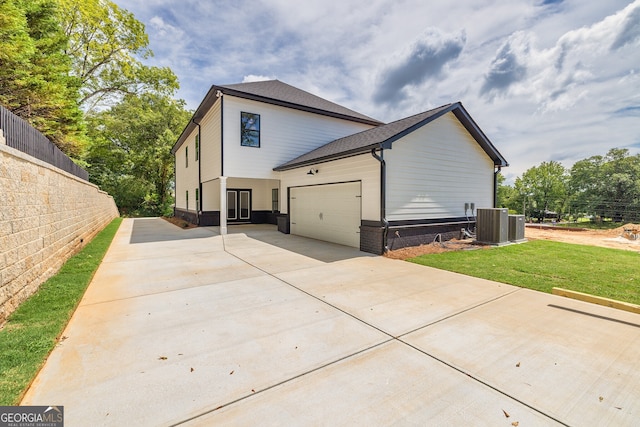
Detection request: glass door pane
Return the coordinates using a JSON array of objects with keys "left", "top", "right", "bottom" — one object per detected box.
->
[
  {"left": 240, "top": 191, "right": 250, "bottom": 220},
  {"left": 227, "top": 191, "right": 237, "bottom": 220}
]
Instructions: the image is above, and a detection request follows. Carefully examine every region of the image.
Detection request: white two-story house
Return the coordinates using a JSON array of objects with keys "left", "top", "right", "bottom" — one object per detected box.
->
[{"left": 171, "top": 80, "right": 508, "bottom": 254}]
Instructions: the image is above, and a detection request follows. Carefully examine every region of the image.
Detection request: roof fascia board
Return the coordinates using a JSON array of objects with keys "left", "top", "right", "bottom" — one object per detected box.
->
[
  {"left": 172, "top": 83, "right": 381, "bottom": 155},
  {"left": 218, "top": 87, "right": 382, "bottom": 126},
  {"left": 171, "top": 85, "right": 219, "bottom": 154},
  {"left": 274, "top": 105, "right": 457, "bottom": 171},
  {"left": 381, "top": 104, "right": 457, "bottom": 150},
  {"left": 274, "top": 149, "right": 372, "bottom": 171}
]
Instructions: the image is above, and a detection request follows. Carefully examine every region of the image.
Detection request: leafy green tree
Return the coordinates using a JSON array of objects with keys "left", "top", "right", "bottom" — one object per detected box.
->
[
  {"left": 85, "top": 93, "right": 190, "bottom": 215},
  {"left": 515, "top": 161, "right": 567, "bottom": 222},
  {"left": 569, "top": 155, "right": 605, "bottom": 220},
  {"left": 0, "top": 0, "right": 85, "bottom": 156},
  {"left": 0, "top": 0, "right": 35, "bottom": 105},
  {"left": 600, "top": 149, "right": 640, "bottom": 222},
  {"left": 57, "top": 0, "right": 178, "bottom": 111},
  {"left": 569, "top": 149, "right": 640, "bottom": 222},
  {"left": 496, "top": 172, "right": 518, "bottom": 211}
]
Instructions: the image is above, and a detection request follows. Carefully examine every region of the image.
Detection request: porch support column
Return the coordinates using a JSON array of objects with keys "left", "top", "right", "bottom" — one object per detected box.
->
[{"left": 220, "top": 176, "right": 227, "bottom": 235}]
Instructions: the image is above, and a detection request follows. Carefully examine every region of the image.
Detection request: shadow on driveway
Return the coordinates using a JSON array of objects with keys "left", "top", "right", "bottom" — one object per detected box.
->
[
  {"left": 129, "top": 218, "right": 217, "bottom": 244},
  {"left": 224, "top": 223, "right": 376, "bottom": 263},
  {"left": 128, "top": 218, "right": 371, "bottom": 264}
]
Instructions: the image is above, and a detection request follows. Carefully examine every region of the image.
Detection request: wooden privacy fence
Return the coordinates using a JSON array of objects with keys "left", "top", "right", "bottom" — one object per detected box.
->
[{"left": 0, "top": 105, "right": 88, "bottom": 181}]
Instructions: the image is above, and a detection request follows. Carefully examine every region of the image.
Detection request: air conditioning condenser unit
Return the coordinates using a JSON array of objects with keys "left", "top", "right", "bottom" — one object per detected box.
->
[
  {"left": 476, "top": 208, "right": 509, "bottom": 245},
  {"left": 509, "top": 215, "right": 526, "bottom": 243}
]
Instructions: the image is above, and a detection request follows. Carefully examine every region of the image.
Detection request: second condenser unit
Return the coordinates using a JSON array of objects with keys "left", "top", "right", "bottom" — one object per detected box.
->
[{"left": 508, "top": 215, "right": 526, "bottom": 242}]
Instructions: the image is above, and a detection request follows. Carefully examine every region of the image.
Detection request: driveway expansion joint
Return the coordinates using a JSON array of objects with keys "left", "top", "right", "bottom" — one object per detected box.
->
[
  {"left": 167, "top": 338, "right": 395, "bottom": 426},
  {"left": 396, "top": 287, "right": 523, "bottom": 339},
  {"left": 23, "top": 221, "right": 639, "bottom": 426},
  {"left": 218, "top": 238, "right": 568, "bottom": 426}
]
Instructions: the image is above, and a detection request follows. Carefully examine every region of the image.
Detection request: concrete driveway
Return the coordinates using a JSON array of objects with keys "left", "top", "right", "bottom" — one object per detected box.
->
[{"left": 22, "top": 218, "right": 640, "bottom": 426}]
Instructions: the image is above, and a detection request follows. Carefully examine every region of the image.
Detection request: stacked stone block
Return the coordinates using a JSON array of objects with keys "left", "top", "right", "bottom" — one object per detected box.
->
[{"left": 0, "top": 144, "right": 119, "bottom": 324}]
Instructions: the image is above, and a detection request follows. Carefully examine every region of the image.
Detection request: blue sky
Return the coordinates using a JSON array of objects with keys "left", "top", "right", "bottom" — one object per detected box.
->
[{"left": 113, "top": 0, "right": 640, "bottom": 182}]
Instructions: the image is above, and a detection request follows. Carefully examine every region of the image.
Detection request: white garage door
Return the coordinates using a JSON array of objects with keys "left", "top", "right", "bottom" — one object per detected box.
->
[{"left": 290, "top": 182, "right": 361, "bottom": 248}]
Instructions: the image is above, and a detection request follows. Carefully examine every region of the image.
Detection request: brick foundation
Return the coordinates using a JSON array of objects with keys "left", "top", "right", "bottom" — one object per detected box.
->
[
  {"left": 387, "top": 222, "right": 473, "bottom": 251},
  {"left": 359, "top": 222, "right": 385, "bottom": 255},
  {"left": 358, "top": 219, "right": 475, "bottom": 255}
]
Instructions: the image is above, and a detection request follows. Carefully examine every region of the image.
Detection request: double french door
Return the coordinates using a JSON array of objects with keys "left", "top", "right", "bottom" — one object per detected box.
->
[{"left": 227, "top": 189, "right": 251, "bottom": 222}]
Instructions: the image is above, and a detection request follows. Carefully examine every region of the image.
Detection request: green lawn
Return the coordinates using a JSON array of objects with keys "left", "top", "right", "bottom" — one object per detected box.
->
[
  {"left": 0, "top": 218, "right": 122, "bottom": 405},
  {"left": 409, "top": 240, "right": 640, "bottom": 305}
]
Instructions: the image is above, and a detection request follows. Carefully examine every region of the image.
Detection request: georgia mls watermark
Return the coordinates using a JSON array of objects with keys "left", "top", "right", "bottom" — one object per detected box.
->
[{"left": 0, "top": 406, "right": 63, "bottom": 427}]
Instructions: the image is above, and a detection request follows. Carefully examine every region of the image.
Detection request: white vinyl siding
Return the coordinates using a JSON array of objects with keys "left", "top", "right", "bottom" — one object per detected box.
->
[
  {"left": 200, "top": 99, "right": 222, "bottom": 182},
  {"left": 175, "top": 129, "right": 200, "bottom": 210},
  {"left": 202, "top": 179, "right": 220, "bottom": 211},
  {"left": 385, "top": 112, "right": 494, "bottom": 221},
  {"left": 226, "top": 178, "right": 280, "bottom": 211},
  {"left": 200, "top": 177, "right": 279, "bottom": 212},
  {"left": 222, "top": 96, "right": 374, "bottom": 180},
  {"left": 279, "top": 154, "right": 380, "bottom": 221}
]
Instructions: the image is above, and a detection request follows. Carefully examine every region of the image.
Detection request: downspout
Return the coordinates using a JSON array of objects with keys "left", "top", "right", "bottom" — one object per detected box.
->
[
  {"left": 494, "top": 166, "right": 502, "bottom": 208},
  {"left": 192, "top": 118, "right": 202, "bottom": 225},
  {"left": 371, "top": 147, "right": 389, "bottom": 253}
]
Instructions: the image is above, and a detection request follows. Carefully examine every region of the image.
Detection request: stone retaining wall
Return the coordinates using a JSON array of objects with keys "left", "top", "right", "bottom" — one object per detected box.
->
[{"left": 0, "top": 143, "right": 119, "bottom": 324}]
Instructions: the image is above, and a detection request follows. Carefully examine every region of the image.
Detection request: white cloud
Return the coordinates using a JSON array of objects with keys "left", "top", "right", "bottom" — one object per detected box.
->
[
  {"left": 611, "top": 2, "right": 640, "bottom": 48},
  {"left": 480, "top": 0, "right": 640, "bottom": 109},
  {"left": 112, "top": 0, "right": 640, "bottom": 182},
  {"left": 148, "top": 15, "right": 183, "bottom": 39},
  {"left": 373, "top": 29, "right": 466, "bottom": 104},
  {"left": 480, "top": 32, "right": 530, "bottom": 99},
  {"left": 242, "top": 75, "right": 275, "bottom": 83}
]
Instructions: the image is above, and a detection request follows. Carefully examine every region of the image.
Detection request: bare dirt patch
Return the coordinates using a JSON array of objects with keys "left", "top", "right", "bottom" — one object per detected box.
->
[
  {"left": 524, "top": 223, "right": 640, "bottom": 252},
  {"left": 385, "top": 239, "right": 487, "bottom": 260},
  {"left": 385, "top": 223, "right": 640, "bottom": 260}
]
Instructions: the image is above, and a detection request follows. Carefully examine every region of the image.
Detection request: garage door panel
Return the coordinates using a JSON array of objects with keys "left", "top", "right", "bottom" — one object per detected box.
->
[{"left": 290, "top": 182, "right": 361, "bottom": 248}]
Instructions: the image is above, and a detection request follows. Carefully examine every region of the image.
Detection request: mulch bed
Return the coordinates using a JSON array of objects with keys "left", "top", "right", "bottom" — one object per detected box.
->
[{"left": 162, "top": 216, "right": 198, "bottom": 229}]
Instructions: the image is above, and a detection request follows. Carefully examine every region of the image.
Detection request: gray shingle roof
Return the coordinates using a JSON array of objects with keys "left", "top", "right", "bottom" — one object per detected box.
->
[
  {"left": 274, "top": 102, "right": 509, "bottom": 170},
  {"left": 219, "top": 80, "right": 382, "bottom": 125},
  {"left": 274, "top": 104, "right": 450, "bottom": 170},
  {"left": 171, "top": 80, "right": 382, "bottom": 154}
]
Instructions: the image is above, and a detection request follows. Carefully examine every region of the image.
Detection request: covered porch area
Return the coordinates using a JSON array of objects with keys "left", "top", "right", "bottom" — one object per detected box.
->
[{"left": 176, "top": 177, "right": 280, "bottom": 229}]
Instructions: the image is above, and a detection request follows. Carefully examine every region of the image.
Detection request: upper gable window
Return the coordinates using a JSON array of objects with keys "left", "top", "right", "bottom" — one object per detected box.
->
[
  {"left": 240, "top": 112, "right": 260, "bottom": 147},
  {"left": 195, "top": 134, "right": 199, "bottom": 161}
]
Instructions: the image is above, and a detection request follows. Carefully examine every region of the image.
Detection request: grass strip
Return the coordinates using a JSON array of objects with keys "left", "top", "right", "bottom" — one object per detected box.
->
[
  {"left": 409, "top": 240, "right": 640, "bottom": 305},
  {"left": 0, "top": 217, "right": 122, "bottom": 405}
]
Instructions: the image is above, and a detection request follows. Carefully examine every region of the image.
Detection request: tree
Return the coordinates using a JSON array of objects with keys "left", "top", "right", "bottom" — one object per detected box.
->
[
  {"left": 515, "top": 161, "right": 567, "bottom": 222},
  {"left": 85, "top": 93, "right": 191, "bottom": 215},
  {"left": 569, "top": 149, "right": 640, "bottom": 222},
  {"left": 569, "top": 155, "right": 605, "bottom": 220},
  {"left": 600, "top": 149, "right": 640, "bottom": 222},
  {"left": 0, "top": 0, "right": 35, "bottom": 107},
  {"left": 57, "top": 0, "right": 178, "bottom": 111},
  {"left": 0, "top": 0, "right": 85, "bottom": 156},
  {"left": 496, "top": 172, "right": 518, "bottom": 211}
]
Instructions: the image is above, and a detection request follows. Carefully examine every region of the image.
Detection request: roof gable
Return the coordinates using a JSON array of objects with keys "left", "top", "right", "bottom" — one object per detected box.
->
[
  {"left": 171, "top": 80, "right": 382, "bottom": 154},
  {"left": 219, "top": 80, "right": 381, "bottom": 125},
  {"left": 274, "top": 102, "right": 508, "bottom": 171}
]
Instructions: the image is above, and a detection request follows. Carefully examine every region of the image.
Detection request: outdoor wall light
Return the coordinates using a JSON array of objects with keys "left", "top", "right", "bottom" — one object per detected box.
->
[{"left": 307, "top": 169, "right": 318, "bottom": 175}]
